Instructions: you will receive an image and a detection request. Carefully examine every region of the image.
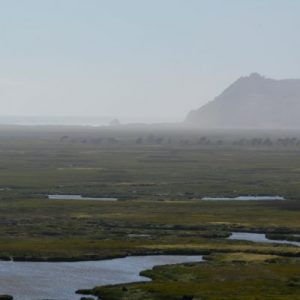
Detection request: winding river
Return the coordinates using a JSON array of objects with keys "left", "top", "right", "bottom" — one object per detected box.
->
[
  {"left": 0, "top": 255, "right": 203, "bottom": 300},
  {"left": 1, "top": 232, "right": 299, "bottom": 300},
  {"left": 228, "top": 232, "right": 300, "bottom": 247}
]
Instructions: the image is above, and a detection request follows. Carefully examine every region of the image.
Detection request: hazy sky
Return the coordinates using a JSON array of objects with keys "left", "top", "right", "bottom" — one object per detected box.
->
[{"left": 0, "top": 0, "right": 299, "bottom": 122}]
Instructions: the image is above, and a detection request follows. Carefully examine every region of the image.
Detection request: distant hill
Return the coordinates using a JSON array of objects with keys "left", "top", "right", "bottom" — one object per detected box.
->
[{"left": 185, "top": 73, "right": 300, "bottom": 129}]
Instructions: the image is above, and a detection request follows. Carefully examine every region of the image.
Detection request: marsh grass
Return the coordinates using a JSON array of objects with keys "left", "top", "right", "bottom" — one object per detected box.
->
[{"left": 85, "top": 257, "right": 300, "bottom": 300}]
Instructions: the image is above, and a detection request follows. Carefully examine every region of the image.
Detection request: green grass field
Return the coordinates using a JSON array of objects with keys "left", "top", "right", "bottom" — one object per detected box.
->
[{"left": 1, "top": 126, "right": 300, "bottom": 201}]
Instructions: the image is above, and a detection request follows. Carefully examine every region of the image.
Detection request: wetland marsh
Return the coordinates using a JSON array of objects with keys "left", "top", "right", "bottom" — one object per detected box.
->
[{"left": 0, "top": 127, "right": 300, "bottom": 299}]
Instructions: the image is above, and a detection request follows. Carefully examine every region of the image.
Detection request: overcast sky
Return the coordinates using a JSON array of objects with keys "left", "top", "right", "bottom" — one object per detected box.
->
[{"left": 0, "top": 0, "right": 299, "bottom": 123}]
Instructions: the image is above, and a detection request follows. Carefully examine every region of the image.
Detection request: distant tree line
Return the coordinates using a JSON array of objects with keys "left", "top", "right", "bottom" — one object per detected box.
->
[{"left": 59, "top": 135, "right": 300, "bottom": 147}]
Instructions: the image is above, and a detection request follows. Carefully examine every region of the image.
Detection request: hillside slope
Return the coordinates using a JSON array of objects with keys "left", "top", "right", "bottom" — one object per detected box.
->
[{"left": 186, "top": 73, "right": 300, "bottom": 129}]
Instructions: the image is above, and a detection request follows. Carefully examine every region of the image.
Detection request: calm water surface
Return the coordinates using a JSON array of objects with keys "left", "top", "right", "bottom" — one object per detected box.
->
[
  {"left": 48, "top": 194, "right": 118, "bottom": 201},
  {"left": 0, "top": 255, "right": 203, "bottom": 300},
  {"left": 202, "top": 196, "right": 285, "bottom": 201},
  {"left": 229, "top": 232, "right": 300, "bottom": 247}
]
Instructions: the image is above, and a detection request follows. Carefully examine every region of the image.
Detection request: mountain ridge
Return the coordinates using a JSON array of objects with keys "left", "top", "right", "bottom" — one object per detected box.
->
[{"left": 186, "top": 73, "right": 300, "bottom": 129}]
